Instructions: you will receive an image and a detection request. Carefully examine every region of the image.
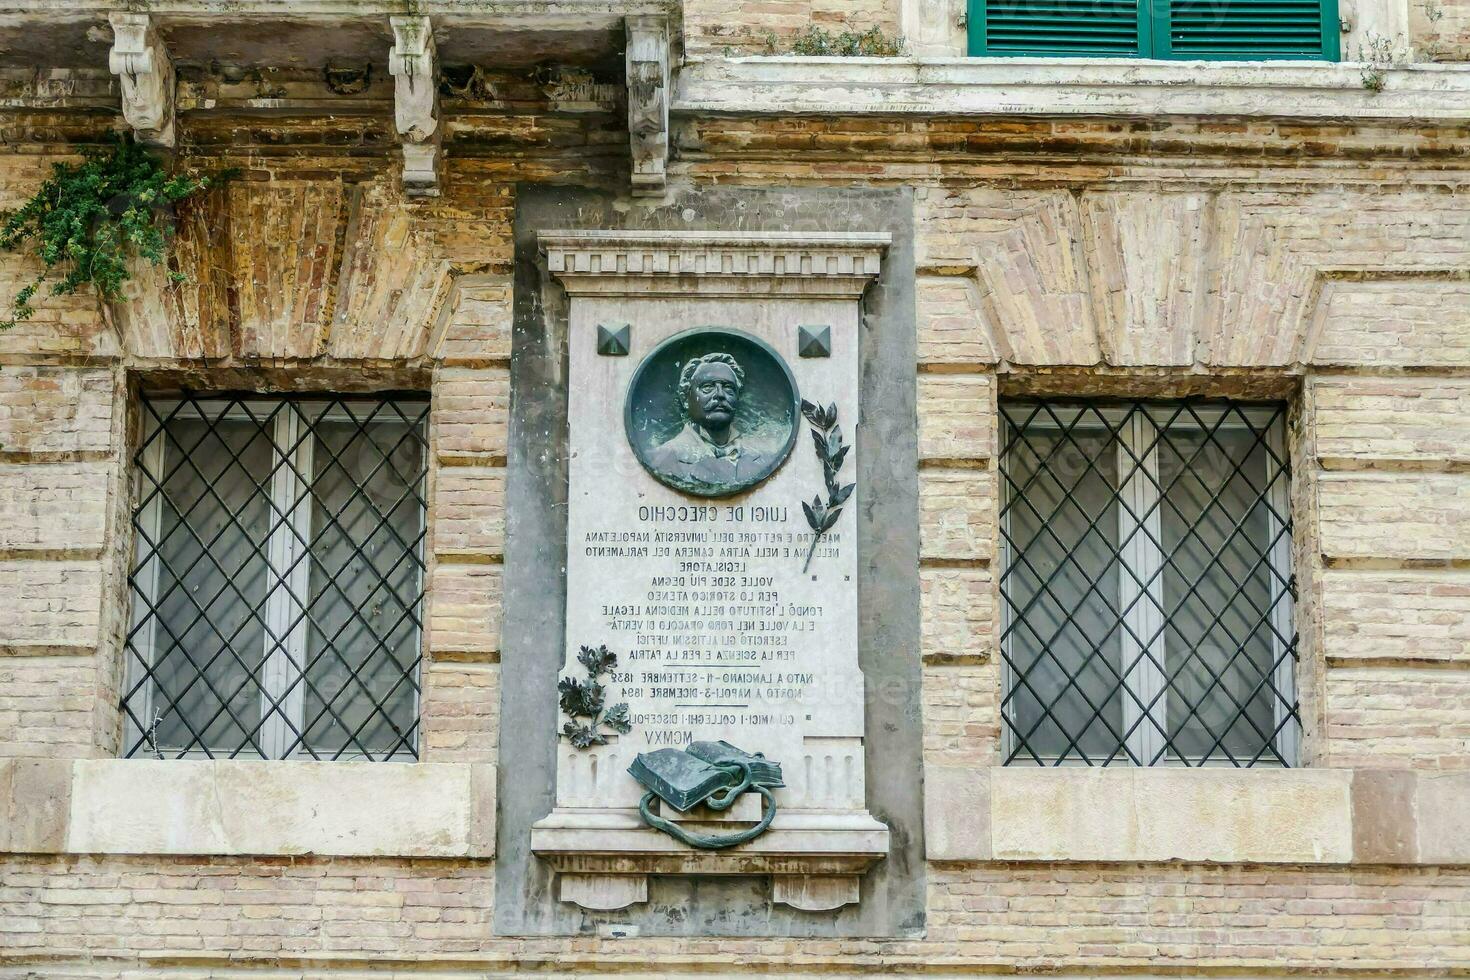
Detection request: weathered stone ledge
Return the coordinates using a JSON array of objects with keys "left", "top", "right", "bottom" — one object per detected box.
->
[
  {"left": 0, "top": 0, "right": 671, "bottom": 19},
  {"left": 8, "top": 760, "right": 1422, "bottom": 866},
  {"left": 678, "top": 57, "right": 1470, "bottom": 123},
  {"left": 925, "top": 766, "right": 1470, "bottom": 865},
  {"left": 0, "top": 758, "right": 496, "bottom": 859}
]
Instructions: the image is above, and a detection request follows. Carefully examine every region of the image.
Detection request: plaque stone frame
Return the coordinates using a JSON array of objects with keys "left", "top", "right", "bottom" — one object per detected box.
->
[{"left": 530, "top": 230, "right": 891, "bottom": 914}]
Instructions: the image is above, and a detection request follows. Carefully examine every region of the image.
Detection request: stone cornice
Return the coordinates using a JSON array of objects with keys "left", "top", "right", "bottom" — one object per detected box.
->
[
  {"left": 677, "top": 57, "right": 1470, "bottom": 124},
  {"left": 539, "top": 230, "right": 890, "bottom": 297},
  {"left": 0, "top": 0, "right": 671, "bottom": 20}
]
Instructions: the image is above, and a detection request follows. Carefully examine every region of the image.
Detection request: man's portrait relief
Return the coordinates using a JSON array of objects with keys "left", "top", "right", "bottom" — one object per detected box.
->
[{"left": 625, "top": 329, "right": 800, "bottom": 498}]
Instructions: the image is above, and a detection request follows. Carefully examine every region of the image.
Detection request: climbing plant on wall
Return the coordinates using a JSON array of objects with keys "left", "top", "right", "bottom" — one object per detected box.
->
[{"left": 0, "top": 134, "right": 222, "bottom": 328}]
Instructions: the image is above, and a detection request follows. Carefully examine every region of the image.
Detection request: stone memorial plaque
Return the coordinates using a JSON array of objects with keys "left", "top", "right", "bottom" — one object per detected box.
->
[{"left": 532, "top": 231, "right": 890, "bottom": 912}]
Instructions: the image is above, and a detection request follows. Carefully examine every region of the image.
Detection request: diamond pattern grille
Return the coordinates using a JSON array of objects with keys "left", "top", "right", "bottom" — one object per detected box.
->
[
  {"left": 122, "top": 393, "right": 430, "bottom": 760},
  {"left": 999, "top": 399, "right": 1298, "bottom": 767}
]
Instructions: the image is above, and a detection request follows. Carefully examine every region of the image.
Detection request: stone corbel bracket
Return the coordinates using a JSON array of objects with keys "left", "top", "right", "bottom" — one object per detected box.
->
[
  {"left": 108, "top": 12, "right": 175, "bottom": 147},
  {"left": 624, "top": 15, "right": 669, "bottom": 197},
  {"left": 388, "top": 15, "right": 441, "bottom": 197}
]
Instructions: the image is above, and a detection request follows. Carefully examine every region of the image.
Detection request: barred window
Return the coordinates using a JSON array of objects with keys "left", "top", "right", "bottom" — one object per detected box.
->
[
  {"left": 999, "top": 399, "right": 1297, "bottom": 767},
  {"left": 122, "top": 394, "right": 430, "bottom": 760}
]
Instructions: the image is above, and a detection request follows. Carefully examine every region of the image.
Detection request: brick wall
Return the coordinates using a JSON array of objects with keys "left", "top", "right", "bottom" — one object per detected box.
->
[
  {"left": 0, "top": 657, "right": 100, "bottom": 758},
  {"left": 1, "top": 97, "right": 1469, "bottom": 975},
  {"left": 684, "top": 0, "right": 903, "bottom": 54},
  {"left": 3, "top": 856, "right": 1467, "bottom": 971},
  {"left": 927, "top": 863, "right": 1470, "bottom": 969},
  {"left": 0, "top": 855, "right": 494, "bottom": 959},
  {"left": 1307, "top": 369, "right": 1470, "bottom": 769},
  {"left": 0, "top": 366, "right": 116, "bottom": 461},
  {"left": 1413, "top": 0, "right": 1470, "bottom": 59},
  {"left": 0, "top": 356, "right": 125, "bottom": 759},
  {"left": 420, "top": 284, "right": 514, "bottom": 764}
]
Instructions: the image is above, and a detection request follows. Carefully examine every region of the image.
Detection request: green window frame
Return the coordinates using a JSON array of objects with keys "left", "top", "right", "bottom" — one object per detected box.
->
[{"left": 968, "top": 0, "right": 1340, "bottom": 60}]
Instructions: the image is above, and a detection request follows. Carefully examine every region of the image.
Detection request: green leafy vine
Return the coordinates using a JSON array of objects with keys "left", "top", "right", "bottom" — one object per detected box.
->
[
  {"left": 559, "top": 644, "right": 632, "bottom": 749},
  {"left": 0, "top": 135, "right": 223, "bottom": 329}
]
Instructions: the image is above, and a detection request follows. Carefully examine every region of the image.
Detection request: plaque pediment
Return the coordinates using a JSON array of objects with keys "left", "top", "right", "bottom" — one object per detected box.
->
[{"left": 540, "top": 230, "right": 890, "bottom": 297}]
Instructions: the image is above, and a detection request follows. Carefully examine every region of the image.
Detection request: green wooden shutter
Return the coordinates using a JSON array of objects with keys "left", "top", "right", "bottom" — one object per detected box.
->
[
  {"left": 1153, "top": 0, "right": 1338, "bottom": 58},
  {"left": 968, "top": 0, "right": 1337, "bottom": 58},
  {"left": 969, "top": 0, "right": 1148, "bottom": 57}
]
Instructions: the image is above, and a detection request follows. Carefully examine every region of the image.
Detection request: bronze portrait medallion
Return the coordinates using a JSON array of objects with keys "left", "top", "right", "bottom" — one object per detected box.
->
[{"left": 625, "top": 328, "right": 800, "bottom": 498}]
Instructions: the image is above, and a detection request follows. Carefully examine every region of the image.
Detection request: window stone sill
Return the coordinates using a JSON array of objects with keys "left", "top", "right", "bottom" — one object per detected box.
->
[
  {"left": 0, "top": 758, "right": 495, "bottom": 859},
  {"left": 677, "top": 57, "right": 1470, "bottom": 123},
  {"left": 925, "top": 766, "right": 1470, "bottom": 865}
]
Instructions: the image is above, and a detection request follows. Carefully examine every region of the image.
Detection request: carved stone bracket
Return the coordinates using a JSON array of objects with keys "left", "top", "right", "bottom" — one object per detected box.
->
[
  {"left": 624, "top": 15, "right": 669, "bottom": 197},
  {"left": 108, "top": 13, "right": 175, "bottom": 147},
  {"left": 388, "top": 15, "right": 441, "bottom": 197}
]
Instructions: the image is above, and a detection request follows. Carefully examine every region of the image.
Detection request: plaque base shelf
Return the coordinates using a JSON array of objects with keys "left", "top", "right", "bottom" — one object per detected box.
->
[{"left": 532, "top": 807, "right": 889, "bottom": 912}]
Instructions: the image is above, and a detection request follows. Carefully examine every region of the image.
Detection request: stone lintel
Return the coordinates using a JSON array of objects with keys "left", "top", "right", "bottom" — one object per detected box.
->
[
  {"left": 676, "top": 57, "right": 1470, "bottom": 124},
  {"left": 8, "top": 1, "right": 672, "bottom": 29},
  {"left": 539, "top": 230, "right": 891, "bottom": 298}
]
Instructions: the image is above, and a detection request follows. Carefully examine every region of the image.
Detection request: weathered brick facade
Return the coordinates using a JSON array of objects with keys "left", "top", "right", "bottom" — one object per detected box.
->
[{"left": 1, "top": 0, "right": 1468, "bottom": 975}]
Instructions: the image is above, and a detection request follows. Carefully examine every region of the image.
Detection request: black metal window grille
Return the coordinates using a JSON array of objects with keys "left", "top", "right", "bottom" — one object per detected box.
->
[
  {"left": 999, "top": 399, "right": 1298, "bottom": 767},
  {"left": 122, "top": 393, "right": 430, "bottom": 760}
]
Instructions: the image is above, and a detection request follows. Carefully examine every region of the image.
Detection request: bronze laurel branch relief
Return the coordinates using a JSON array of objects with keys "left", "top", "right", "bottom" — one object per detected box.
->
[
  {"left": 558, "top": 644, "right": 632, "bottom": 749},
  {"left": 800, "top": 399, "right": 855, "bottom": 574}
]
